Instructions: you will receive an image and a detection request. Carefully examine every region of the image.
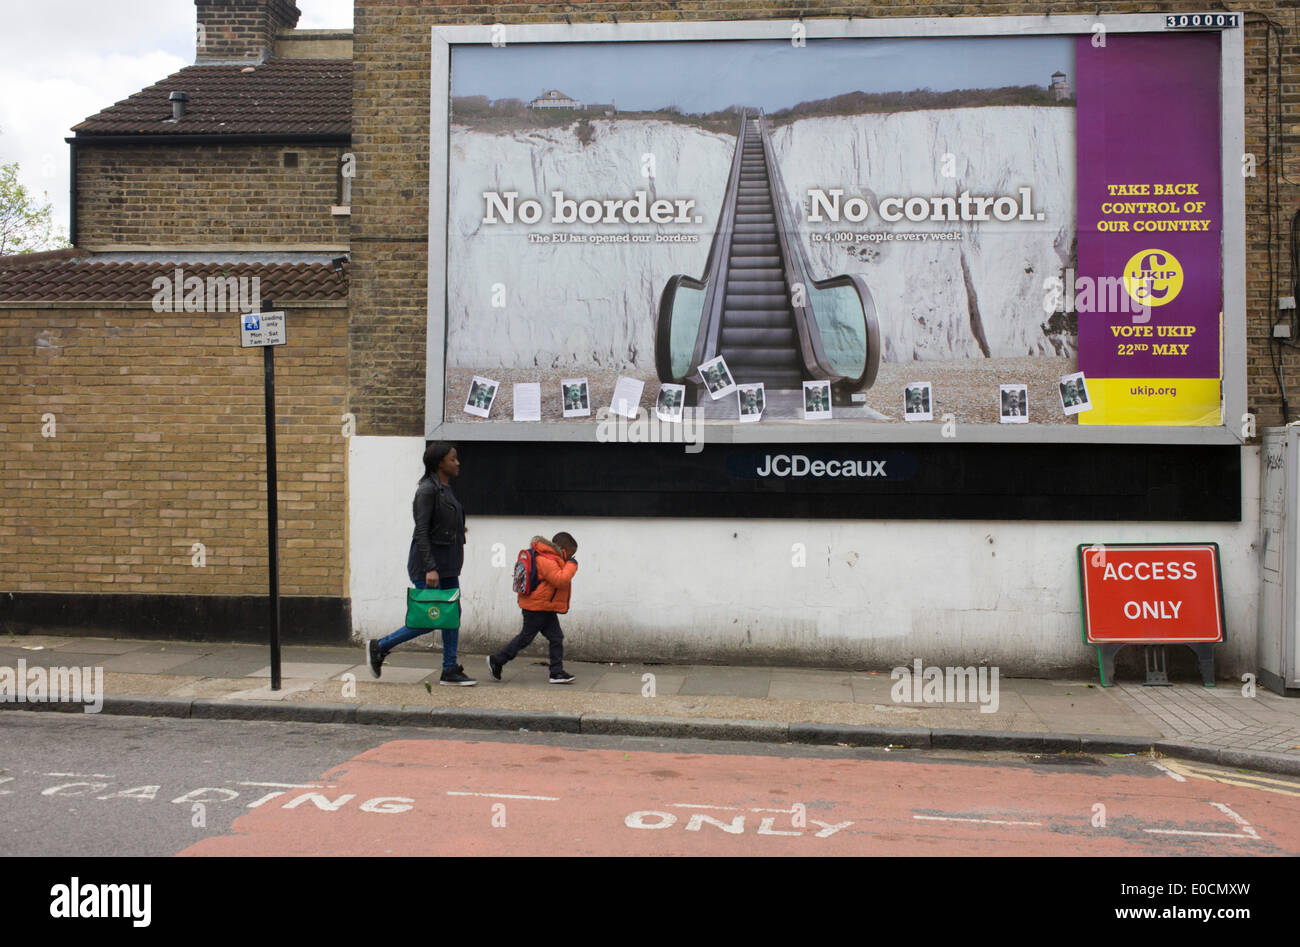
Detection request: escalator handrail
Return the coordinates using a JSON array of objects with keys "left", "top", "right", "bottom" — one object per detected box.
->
[
  {"left": 810, "top": 273, "right": 882, "bottom": 391},
  {"left": 757, "top": 112, "right": 881, "bottom": 391},
  {"left": 653, "top": 110, "right": 747, "bottom": 384},
  {"left": 755, "top": 111, "right": 843, "bottom": 384},
  {"left": 654, "top": 273, "right": 708, "bottom": 382},
  {"left": 694, "top": 110, "right": 749, "bottom": 314},
  {"left": 691, "top": 109, "right": 752, "bottom": 373}
]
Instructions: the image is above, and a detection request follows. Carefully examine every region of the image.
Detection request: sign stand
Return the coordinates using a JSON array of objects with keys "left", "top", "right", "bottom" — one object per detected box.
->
[
  {"left": 242, "top": 301, "right": 288, "bottom": 691},
  {"left": 1142, "top": 645, "right": 1171, "bottom": 686},
  {"left": 1094, "top": 641, "right": 1215, "bottom": 688},
  {"left": 1189, "top": 644, "right": 1218, "bottom": 688}
]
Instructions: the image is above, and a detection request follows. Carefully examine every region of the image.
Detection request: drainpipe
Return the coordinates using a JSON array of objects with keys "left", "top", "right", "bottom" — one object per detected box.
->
[{"left": 68, "top": 139, "right": 78, "bottom": 247}]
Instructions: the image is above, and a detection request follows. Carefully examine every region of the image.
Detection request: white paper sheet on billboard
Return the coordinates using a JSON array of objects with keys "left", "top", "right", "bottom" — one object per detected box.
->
[
  {"left": 513, "top": 382, "right": 542, "bottom": 422},
  {"left": 610, "top": 376, "right": 645, "bottom": 419}
]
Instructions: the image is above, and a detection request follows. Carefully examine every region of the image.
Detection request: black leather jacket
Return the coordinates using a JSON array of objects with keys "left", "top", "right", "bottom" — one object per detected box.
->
[{"left": 411, "top": 477, "right": 462, "bottom": 575}]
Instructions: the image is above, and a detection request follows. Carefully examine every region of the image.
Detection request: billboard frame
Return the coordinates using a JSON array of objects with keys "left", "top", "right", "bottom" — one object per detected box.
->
[{"left": 426, "top": 14, "right": 1246, "bottom": 446}]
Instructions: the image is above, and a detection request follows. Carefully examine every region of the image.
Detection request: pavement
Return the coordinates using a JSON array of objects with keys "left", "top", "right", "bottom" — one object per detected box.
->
[{"left": 3, "top": 633, "right": 1300, "bottom": 776}]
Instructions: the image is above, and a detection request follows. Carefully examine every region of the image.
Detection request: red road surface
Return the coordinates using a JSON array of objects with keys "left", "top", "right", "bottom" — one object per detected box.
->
[{"left": 179, "top": 739, "right": 1300, "bottom": 856}]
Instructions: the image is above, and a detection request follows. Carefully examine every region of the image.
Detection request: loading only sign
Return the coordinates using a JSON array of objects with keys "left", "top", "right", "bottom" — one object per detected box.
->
[
  {"left": 1077, "top": 542, "right": 1225, "bottom": 686},
  {"left": 240, "top": 310, "right": 286, "bottom": 348}
]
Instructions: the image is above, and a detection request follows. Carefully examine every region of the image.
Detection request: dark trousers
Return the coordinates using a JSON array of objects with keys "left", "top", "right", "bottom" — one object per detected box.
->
[{"left": 494, "top": 610, "right": 564, "bottom": 675}]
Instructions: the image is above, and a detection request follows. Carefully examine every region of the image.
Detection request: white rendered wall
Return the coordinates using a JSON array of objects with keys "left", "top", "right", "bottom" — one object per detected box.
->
[{"left": 349, "top": 436, "right": 1260, "bottom": 677}]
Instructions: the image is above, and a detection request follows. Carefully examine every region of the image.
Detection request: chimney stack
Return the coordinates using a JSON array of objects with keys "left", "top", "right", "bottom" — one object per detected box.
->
[{"left": 194, "top": 0, "right": 301, "bottom": 63}]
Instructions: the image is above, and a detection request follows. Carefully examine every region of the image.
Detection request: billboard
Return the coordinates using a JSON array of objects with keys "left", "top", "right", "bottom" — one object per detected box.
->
[{"left": 428, "top": 16, "right": 1244, "bottom": 443}]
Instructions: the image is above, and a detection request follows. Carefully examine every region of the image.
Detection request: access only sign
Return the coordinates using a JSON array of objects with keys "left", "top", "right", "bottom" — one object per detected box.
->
[{"left": 1077, "top": 543, "right": 1225, "bottom": 645}]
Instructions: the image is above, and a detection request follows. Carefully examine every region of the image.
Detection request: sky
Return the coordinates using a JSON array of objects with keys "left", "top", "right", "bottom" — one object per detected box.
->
[
  {"left": 453, "top": 36, "right": 1073, "bottom": 113},
  {"left": 0, "top": 5, "right": 1069, "bottom": 245},
  {"left": 0, "top": 0, "right": 354, "bottom": 243}
]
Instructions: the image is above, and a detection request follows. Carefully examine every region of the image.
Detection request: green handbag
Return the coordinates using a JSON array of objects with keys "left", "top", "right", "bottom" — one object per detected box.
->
[{"left": 405, "top": 587, "right": 461, "bottom": 629}]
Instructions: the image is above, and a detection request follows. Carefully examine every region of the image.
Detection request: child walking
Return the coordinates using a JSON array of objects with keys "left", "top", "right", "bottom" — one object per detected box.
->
[{"left": 487, "top": 532, "right": 578, "bottom": 684}]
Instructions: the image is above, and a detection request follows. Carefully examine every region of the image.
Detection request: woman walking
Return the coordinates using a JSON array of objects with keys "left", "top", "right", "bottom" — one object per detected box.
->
[{"left": 367, "top": 442, "right": 476, "bottom": 685}]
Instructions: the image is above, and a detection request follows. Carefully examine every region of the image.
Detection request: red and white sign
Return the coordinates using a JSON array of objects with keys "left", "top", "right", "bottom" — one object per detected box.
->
[{"left": 1079, "top": 544, "right": 1224, "bottom": 644}]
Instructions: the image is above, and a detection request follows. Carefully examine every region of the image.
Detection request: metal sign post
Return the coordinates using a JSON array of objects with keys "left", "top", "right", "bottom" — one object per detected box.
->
[{"left": 241, "top": 302, "right": 287, "bottom": 690}]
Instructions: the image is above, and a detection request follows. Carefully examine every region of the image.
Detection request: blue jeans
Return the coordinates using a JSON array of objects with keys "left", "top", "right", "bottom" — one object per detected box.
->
[{"left": 377, "top": 576, "right": 461, "bottom": 670}]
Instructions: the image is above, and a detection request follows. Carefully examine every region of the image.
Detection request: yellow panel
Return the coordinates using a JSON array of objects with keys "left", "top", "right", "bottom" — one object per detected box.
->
[{"left": 1077, "top": 378, "right": 1221, "bottom": 426}]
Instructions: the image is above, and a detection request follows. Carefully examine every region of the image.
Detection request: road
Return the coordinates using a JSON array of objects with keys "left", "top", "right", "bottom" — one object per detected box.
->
[{"left": 1, "top": 711, "right": 1298, "bottom": 858}]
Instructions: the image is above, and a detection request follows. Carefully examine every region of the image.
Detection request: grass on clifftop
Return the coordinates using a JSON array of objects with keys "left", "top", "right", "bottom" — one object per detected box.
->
[{"left": 450, "top": 87, "right": 1073, "bottom": 134}]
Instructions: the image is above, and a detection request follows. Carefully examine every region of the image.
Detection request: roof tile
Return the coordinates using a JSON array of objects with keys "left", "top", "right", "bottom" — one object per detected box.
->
[
  {"left": 74, "top": 59, "right": 351, "bottom": 137},
  {"left": 0, "top": 258, "right": 348, "bottom": 304}
]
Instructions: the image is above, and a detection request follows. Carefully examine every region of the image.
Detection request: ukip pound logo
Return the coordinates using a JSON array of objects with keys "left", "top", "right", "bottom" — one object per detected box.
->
[{"left": 1123, "top": 248, "right": 1183, "bottom": 308}]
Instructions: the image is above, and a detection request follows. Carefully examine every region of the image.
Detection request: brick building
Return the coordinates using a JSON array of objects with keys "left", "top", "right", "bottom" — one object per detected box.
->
[
  {"left": 2, "top": 0, "right": 1297, "bottom": 679},
  {"left": 1, "top": 0, "right": 352, "bottom": 641}
]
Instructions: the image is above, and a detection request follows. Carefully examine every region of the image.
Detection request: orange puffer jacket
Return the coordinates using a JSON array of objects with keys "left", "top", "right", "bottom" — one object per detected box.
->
[{"left": 518, "top": 537, "right": 578, "bottom": 613}]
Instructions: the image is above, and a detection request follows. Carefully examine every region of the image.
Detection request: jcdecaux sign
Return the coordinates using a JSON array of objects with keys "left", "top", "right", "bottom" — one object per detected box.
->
[{"left": 728, "top": 451, "right": 916, "bottom": 481}]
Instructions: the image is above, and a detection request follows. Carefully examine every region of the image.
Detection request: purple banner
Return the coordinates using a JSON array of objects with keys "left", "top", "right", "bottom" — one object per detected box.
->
[{"left": 1075, "top": 32, "right": 1222, "bottom": 380}]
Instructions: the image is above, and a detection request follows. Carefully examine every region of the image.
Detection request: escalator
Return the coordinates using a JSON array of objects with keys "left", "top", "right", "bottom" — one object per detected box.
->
[
  {"left": 655, "top": 109, "right": 881, "bottom": 403},
  {"left": 721, "top": 118, "right": 806, "bottom": 389}
]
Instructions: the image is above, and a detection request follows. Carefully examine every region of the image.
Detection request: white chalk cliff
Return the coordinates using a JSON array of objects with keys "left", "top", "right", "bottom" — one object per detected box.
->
[
  {"left": 447, "top": 106, "right": 1075, "bottom": 371},
  {"left": 447, "top": 120, "right": 726, "bottom": 371},
  {"left": 771, "top": 107, "right": 1076, "bottom": 361}
]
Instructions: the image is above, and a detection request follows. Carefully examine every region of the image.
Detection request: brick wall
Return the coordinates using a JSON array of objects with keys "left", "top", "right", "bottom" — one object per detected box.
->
[
  {"left": 0, "top": 303, "right": 348, "bottom": 596},
  {"left": 349, "top": 0, "right": 1300, "bottom": 435},
  {"left": 76, "top": 143, "right": 349, "bottom": 249},
  {"left": 1242, "top": 13, "right": 1300, "bottom": 428}
]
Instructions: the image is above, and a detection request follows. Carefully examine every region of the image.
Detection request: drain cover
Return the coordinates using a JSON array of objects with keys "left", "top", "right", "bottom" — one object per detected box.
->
[{"left": 1024, "top": 754, "right": 1101, "bottom": 766}]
